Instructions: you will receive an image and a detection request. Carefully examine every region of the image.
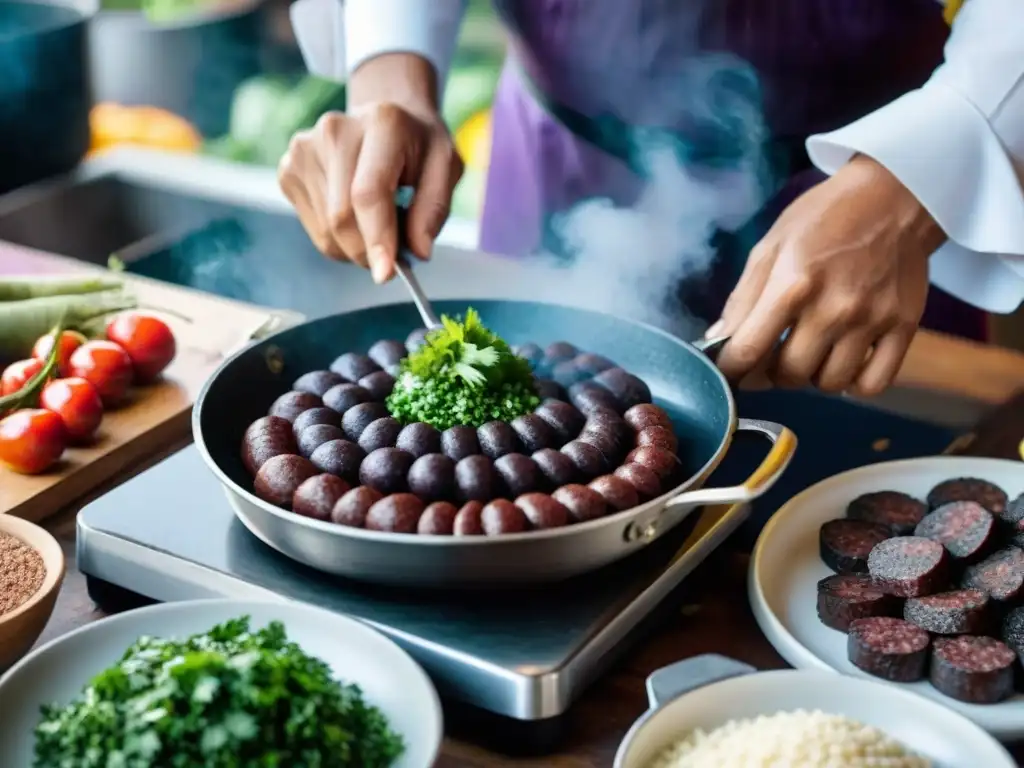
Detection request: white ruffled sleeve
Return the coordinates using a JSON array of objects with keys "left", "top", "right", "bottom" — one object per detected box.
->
[
  {"left": 806, "top": 0, "right": 1024, "bottom": 314},
  {"left": 345, "top": 0, "right": 467, "bottom": 85},
  {"left": 290, "top": 0, "right": 466, "bottom": 86}
]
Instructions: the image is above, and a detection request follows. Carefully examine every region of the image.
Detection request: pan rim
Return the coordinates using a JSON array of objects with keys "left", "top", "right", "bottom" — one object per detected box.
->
[{"left": 193, "top": 298, "right": 738, "bottom": 547}]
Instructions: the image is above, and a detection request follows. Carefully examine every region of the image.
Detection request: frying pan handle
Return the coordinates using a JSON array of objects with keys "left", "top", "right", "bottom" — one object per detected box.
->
[
  {"left": 670, "top": 419, "right": 796, "bottom": 507},
  {"left": 621, "top": 420, "right": 795, "bottom": 544},
  {"left": 655, "top": 417, "right": 795, "bottom": 516}
]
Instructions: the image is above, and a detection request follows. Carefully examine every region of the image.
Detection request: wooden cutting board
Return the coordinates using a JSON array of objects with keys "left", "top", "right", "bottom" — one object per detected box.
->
[{"left": 0, "top": 243, "right": 303, "bottom": 522}]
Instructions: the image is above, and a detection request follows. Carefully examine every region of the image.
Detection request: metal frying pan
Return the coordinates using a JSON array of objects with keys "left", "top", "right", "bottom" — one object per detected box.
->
[{"left": 193, "top": 299, "right": 797, "bottom": 588}]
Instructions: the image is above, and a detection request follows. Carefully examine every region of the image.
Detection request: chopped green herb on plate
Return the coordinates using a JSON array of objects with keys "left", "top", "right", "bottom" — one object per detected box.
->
[{"left": 33, "top": 616, "right": 404, "bottom": 767}]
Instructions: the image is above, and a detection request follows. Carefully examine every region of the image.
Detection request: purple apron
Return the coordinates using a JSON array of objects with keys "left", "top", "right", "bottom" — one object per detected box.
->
[{"left": 478, "top": 0, "right": 985, "bottom": 340}]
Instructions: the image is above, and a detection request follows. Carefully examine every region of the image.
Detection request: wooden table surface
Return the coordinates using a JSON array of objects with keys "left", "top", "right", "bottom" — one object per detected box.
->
[{"left": 29, "top": 333, "right": 1024, "bottom": 767}]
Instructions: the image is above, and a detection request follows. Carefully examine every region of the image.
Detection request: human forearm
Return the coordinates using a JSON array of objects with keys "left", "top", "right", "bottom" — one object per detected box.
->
[
  {"left": 348, "top": 53, "right": 442, "bottom": 113},
  {"left": 806, "top": 0, "right": 1024, "bottom": 313}
]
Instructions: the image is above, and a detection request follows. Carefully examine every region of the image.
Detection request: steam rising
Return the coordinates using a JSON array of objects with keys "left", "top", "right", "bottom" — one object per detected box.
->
[
  {"left": 541, "top": 55, "right": 773, "bottom": 339},
  {"left": 112, "top": 56, "right": 773, "bottom": 332}
]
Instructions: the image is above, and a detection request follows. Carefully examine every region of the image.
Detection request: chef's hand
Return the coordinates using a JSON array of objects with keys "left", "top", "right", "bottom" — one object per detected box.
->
[
  {"left": 709, "top": 155, "right": 945, "bottom": 396},
  {"left": 277, "top": 53, "right": 463, "bottom": 283}
]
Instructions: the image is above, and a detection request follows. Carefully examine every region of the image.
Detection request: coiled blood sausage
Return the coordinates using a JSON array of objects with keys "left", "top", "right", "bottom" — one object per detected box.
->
[
  {"left": 242, "top": 416, "right": 297, "bottom": 475},
  {"left": 240, "top": 338, "right": 683, "bottom": 538}
]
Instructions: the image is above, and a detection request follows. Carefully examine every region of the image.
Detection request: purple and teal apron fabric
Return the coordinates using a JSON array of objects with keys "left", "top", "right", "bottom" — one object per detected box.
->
[{"left": 478, "top": 0, "right": 985, "bottom": 340}]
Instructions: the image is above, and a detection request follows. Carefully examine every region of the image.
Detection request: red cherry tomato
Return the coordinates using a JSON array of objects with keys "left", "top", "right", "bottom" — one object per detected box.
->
[
  {"left": 68, "top": 340, "right": 134, "bottom": 406},
  {"left": 39, "top": 377, "right": 104, "bottom": 442},
  {"left": 32, "top": 330, "right": 87, "bottom": 378},
  {"left": 0, "top": 358, "right": 44, "bottom": 396},
  {"left": 0, "top": 408, "right": 66, "bottom": 474},
  {"left": 106, "top": 312, "right": 176, "bottom": 383}
]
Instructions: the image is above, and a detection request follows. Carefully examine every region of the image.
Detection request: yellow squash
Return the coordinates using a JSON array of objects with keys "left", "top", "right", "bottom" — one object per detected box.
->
[{"left": 89, "top": 103, "right": 202, "bottom": 156}]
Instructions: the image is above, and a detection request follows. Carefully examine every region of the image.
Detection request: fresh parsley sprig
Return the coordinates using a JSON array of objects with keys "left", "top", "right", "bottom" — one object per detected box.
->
[
  {"left": 402, "top": 308, "right": 533, "bottom": 389},
  {"left": 386, "top": 308, "right": 539, "bottom": 429}
]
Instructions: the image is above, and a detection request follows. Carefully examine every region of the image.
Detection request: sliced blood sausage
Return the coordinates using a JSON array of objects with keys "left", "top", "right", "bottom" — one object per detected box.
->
[
  {"left": 846, "top": 491, "right": 927, "bottom": 536},
  {"left": 927, "top": 477, "right": 1008, "bottom": 515},
  {"left": 819, "top": 519, "right": 892, "bottom": 575},
  {"left": 930, "top": 635, "right": 1015, "bottom": 704},
  {"left": 999, "top": 606, "right": 1024, "bottom": 659},
  {"left": 914, "top": 501, "right": 995, "bottom": 562},
  {"left": 816, "top": 574, "right": 901, "bottom": 633},
  {"left": 847, "top": 617, "right": 929, "bottom": 682},
  {"left": 904, "top": 589, "right": 990, "bottom": 635},
  {"left": 867, "top": 536, "right": 948, "bottom": 597},
  {"left": 961, "top": 547, "right": 1024, "bottom": 603},
  {"left": 994, "top": 492, "right": 1024, "bottom": 547}
]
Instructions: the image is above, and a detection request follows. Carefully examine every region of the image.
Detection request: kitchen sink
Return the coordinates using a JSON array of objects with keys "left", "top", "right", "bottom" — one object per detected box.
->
[
  {"left": 0, "top": 149, "right": 486, "bottom": 314},
  {"left": 0, "top": 150, "right": 340, "bottom": 310}
]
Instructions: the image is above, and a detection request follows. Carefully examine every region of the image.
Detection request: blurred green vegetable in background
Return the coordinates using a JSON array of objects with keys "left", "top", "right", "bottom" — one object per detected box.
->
[
  {"left": 205, "top": 75, "right": 346, "bottom": 166},
  {"left": 200, "top": 0, "right": 506, "bottom": 220}
]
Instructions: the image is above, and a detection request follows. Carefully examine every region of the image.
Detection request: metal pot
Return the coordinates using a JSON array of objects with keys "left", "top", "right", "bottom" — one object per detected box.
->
[
  {"left": 87, "top": 0, "right": 266, "bottom": 137},
  {"left": 0, "top": 0, "right": 95, "bottom": 194},
  {"left": 193, "top": 299, "right": 797, "bottom": 588}
]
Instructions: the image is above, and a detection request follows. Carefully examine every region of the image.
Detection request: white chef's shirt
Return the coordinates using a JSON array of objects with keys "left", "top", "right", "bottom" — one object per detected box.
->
[{"left": 292, "top": 0, "right": 1024, "bottom": 314}]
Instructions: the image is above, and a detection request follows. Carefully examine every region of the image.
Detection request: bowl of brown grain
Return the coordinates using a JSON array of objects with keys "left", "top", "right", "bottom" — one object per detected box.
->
[{"left": 0, "top": 516, "right": 64, "bottom": 671}]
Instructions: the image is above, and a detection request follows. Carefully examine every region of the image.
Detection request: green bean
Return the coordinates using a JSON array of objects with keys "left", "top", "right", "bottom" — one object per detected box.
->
[
  {"left": 0, "top": 315, "right": 66, "bottom": 414},
  {"left": 0, "top": 290, "right": 137, "bottom": 363},
  {"left": 0, "top": 275, "right": 124, "bottom": 301}
]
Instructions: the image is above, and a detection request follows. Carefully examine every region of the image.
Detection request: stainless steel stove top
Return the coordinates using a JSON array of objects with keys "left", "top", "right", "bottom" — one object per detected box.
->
[{"left": 77, "top": 447, "right": 748, "bottom": 722}]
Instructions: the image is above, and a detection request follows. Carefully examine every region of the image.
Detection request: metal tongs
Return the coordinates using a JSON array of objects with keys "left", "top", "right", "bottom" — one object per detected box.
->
[
  {"left": 394, "top": 248, "right": 441, "bottom": 330},
  {"left": 693, "top": 334, "right": 730, "bottom": 362},
  {"left": 392, "top": 203, "right": 442, "bottom": 330},
  {"left": 395, "top": 253, "right": 733, "bottom": 358}
]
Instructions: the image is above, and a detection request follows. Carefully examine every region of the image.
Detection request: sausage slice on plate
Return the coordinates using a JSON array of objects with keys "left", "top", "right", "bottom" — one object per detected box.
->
[
  {"left": 914, "top": 501, "right": 995, "bottom": 562},
  {"left": 848, "top": 616, "right": 930, "bottom": 682},
  {"left": 817, "top": 574, "right": 901, "bottom": 632},
  {"left": 962, "top": 547, "right": 1024, "bottom": 603},
  {"left": 847, "top": 491, "right": 927, "bottom": 536},
  {"left": 930, "top": 635, "right": 1015, "bottom": 704},
  {"left": 927, "top": 477, "right": 1008, "bottom": 515},
  {"left": 867, "top": 536, "right": 948, "bottom": 597},
  {"left": 904, "top": 589, "right": 990, "bottom": 635},
  {"left": 819, "top": 519, "right": 891, "bottom": 575}
]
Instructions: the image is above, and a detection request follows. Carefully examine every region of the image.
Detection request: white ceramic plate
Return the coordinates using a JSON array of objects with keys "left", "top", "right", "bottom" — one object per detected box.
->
[
  {"left": 0, "top": 599, "right": 442, "bottom": 767},
  {"left": 617, "top": 665, "right": 1014, "bottom": 768},
  {"left": 749, "top": 456, "right": 1024, "bottom": 738}
]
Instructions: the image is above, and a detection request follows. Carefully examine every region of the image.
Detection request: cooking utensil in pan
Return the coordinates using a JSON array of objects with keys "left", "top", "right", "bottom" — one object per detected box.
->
[
  {"left": 394, "top": 251, "right": 441, "bottom": 330},
  {"left": 194, "top": 299, "right": 797, "bottom": 588}
]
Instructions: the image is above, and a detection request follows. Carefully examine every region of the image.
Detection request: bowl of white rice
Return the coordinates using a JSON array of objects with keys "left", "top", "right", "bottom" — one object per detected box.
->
[{"left": 614, "top": 655, "right": 1014, "bottom": 768}]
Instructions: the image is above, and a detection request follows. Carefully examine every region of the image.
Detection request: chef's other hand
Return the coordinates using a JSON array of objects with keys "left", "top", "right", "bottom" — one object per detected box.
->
[
  {"left": 277, "top": 53, "right": 463, "bottom": 283},
  {"left": 710, "top": 155, "right": 945, "bottom": 396}
]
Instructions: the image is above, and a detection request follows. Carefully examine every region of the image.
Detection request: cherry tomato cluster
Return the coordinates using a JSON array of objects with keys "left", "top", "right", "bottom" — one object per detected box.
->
[{"left": 0, "top": 312, "right": 176, "bottom": 475}]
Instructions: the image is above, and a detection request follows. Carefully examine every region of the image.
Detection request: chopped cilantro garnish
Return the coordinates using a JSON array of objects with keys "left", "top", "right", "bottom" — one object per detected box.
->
[
  {"left": 386, "top": 309, "right": 539, "bottom": 430},
  {"left": 33, "top": 617, "right": 404, "bottom": 768}
]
